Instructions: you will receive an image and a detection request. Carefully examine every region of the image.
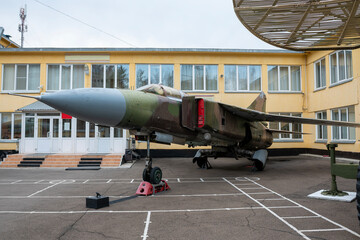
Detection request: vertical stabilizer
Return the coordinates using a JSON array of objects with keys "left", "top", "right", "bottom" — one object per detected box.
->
[{"left": 248, "top": 91, "right": 266, "bottom": 112}]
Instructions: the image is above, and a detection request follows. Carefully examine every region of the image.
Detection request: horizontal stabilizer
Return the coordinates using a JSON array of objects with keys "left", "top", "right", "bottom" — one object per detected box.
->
[{"left": 220, "top": 103, "right": 360, "bottom": 128}]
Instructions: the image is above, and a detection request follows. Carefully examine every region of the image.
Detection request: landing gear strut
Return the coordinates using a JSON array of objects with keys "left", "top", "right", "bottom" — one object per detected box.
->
[{"left": 142, "top": 135, "right": 162, "bottom": 184}]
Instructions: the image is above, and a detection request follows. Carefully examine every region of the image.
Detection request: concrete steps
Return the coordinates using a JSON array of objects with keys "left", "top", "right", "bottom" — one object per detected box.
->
[
  {"left": 0, "top": 154, "right": 123, "bottom": 168},
  {"left": 0, "top": 154, "right": 23, "bottom": 168}
]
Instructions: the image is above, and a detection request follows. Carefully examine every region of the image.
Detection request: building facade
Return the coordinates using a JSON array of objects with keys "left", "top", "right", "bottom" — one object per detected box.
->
[{"left": 0, "top": 47, "right": 359, "bottom": 156}]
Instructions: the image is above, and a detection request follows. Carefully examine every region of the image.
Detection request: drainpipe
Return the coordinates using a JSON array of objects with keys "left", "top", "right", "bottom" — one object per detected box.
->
[{"left": 302, "top": 54, "right": 308, "bottom": 111}]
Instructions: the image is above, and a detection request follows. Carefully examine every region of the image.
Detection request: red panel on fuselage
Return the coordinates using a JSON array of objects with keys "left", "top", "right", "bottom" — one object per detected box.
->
[{"left": 198, "top": 99, "right": 204, "bottom": 128}]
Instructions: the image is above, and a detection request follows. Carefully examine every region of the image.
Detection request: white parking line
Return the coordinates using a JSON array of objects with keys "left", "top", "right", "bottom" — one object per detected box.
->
[
  {"left": 106, "top": 179, "right": 112, "bottom": 183},
  {"left": 255, "top": 198, "right": 285, "bottom": 201},
  {"left": 245, "top": 177, "right": 360, "bottom": 238},
  {"left": 283, "top": 216, "right": 320, "bottom": 219},
  {"left": 0, "top": 193, "right": 245, "bottom": 199},
  {"left": 300, "top": 228, "right": 344, "bottom": 233},
  {"left": 11, "top": 180, "right": 22, "bottom": 184},
  {"left": 0, "top": 206, "right": 266, "bottom": 214},
  {"left": 27, "top": 180, "right": 65, "bottom": 198},
  {"left": 223, "top": 178, "right": 311, "bottom": 240},
  {"left": 234, "top": 183, "right": 256, "bottom": 186},
  {"left": 142, "top": 211, "right": 151, "bottom": 240}
]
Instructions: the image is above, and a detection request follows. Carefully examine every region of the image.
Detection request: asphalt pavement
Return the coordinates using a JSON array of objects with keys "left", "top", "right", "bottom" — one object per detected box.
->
[{"left": 0, "top": 154, "right": 359, "bottom": 240}]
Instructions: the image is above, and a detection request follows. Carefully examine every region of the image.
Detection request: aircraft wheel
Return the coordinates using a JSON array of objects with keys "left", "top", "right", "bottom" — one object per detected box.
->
[
  {"left": 254, "top": 159, "right": 266, "bottom": 171},
  {"left": 142, "top": 168, "right": 150, "bottom": 182},
  {"left": 150, "top": 167, "right": 162, "bottom": 185},
  {"left": 196, "top": 157, "right": 208, "bottom": 168},
  {"left": 356, "top": 163, "right": 360, "bottom": 222}
]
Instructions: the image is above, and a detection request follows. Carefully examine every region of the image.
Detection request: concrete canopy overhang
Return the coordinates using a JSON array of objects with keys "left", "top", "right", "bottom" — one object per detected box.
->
[
  {"left": 17, "top": 101, "right": 58, "bottom": 113},
  {"left": 233, "top": 0, "right": 360, "bottom": 51}
]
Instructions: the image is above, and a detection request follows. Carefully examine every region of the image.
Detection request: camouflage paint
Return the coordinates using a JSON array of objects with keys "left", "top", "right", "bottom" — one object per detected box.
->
[{"left": 35, "top": 84, "right": 274, "bottom": 151}]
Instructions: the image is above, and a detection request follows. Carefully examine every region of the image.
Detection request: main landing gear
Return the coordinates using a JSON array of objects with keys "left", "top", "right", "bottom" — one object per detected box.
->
[
  {"left": 142, "top": 135, "right": 162, "bottom": 184},
  {"left": 193, "top": 156, "right": 212, "bottom": 169}
]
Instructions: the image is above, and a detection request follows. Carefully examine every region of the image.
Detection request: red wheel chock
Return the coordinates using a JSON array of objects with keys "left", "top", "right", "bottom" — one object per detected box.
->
[{"left": 136, "top": 180, "right": 170, "bottom": 196}]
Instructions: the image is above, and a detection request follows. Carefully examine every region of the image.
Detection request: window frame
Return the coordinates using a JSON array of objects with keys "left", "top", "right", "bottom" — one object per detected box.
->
[
  {"left": 0, "top": 112, "right": 23, "bottom": 140},
  {"left": 46, "top": 64, "right": 86, "bottom": 91},
  {"left": 315, "top": 111, "right": 327, "bottom": 142},
  {"left": 267, "top": 65, "right": 302, "bottom": 93},
  {"left": 269, "top": 113, "right": 303, "bottom": 142},
  {"left": 135, "top": 64, "right": 174, "bottom": 89},
  {"left": 1, "top": 64, "right": 41, "bottom": 93},
  {"left": 314, "top": 58, "right": 326, "bottom": 91},
  {"left": 224, "top": 64, "right": 262, "bottom": 92},
  {"left": 331, "top": 106, "right": 356, "bottom": 143},
  {"left": 180, "top": 64, "right": 218, "bottom": 92},
  {"left": 329, "top": 50, "right": 353, "bottom": 86},
  {"left": 91, "top": 64, "right": 130, "bottom": 89}
]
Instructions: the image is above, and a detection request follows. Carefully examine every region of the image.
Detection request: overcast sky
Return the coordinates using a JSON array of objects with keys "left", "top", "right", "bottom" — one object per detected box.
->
[{"left": 1, "top": 0, "right": 278, "bottom": 49}]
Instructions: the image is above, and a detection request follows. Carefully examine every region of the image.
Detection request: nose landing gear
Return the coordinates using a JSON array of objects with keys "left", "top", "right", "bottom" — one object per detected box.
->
[
  {"left": 142, "top": 135, "right": 163, "bottom": 184},
  {"left": 142, "top": 159, "right": 162, "bottom": 184}
]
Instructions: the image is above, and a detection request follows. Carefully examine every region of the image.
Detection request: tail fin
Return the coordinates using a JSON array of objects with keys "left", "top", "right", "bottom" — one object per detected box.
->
[{"left": 248, "top": 91, "right": 266, "bottom": 112}]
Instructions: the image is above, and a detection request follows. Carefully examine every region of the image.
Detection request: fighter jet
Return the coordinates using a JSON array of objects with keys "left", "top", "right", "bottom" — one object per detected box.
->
[{"left": 10, "top": 84, "right": 360, "bottom": 184}]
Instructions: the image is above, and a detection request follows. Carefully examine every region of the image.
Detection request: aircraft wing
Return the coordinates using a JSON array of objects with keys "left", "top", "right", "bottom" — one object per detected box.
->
[
  {"left": 266, "top": 129, "right": 309, "bottom": 135},
  {"left": 220, "top": 103, "right": 360, "bottom": 128}
]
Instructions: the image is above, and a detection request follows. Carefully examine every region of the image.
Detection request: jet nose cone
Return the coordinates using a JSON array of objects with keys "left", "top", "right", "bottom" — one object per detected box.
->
[{"left": 39, "top": 88, "right": 126, "bottom": 127}]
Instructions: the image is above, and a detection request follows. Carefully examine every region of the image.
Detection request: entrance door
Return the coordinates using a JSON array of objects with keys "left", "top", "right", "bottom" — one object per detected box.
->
[
  {"left": 97, "top": 126, "right": 111, "bottom": 153},
  {"left": 36, "top": 116, "right": 60, "bottom": 153}
]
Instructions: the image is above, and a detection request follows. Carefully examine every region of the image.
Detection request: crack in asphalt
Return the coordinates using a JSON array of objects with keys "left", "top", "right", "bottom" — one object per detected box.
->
[
  {"left": 57, "top": 211, "right": 87, "bottom": 240},
  {"left": 258, "top": 225, "right": 303, "bottom": 239},
  {"left": 243, "top": 204, "right": 257, "bottom": 231}
]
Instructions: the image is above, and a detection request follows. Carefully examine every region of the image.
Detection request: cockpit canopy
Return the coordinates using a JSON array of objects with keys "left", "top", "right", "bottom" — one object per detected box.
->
[{"left": 137, "top": 84, "right": 186, "bottom": 99}]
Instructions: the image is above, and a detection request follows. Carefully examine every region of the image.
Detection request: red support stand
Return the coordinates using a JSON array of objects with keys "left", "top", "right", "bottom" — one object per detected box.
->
[{"left": 136, "top": 180, "right": 170, "bottom": 196}]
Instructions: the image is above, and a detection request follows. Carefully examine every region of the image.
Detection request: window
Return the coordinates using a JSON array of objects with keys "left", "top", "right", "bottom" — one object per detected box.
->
[
  {"left": 114, "top": 128, "right": 123, "bottom": 138},
  {"left": 98, "top": 126, "right": 110, "bottom": 137},
  {"left": 314, "top": 58, "right": 326, "bottom": 90},
  {"left": 268, "top": 113, "right": 302, "bottom": 140},
  {"left": 47, "top": 64, "right": 85, "bottom": 90},
  {"left": 331, "top": 106, "right": 355, "bottom": 142},
  {"left": 92, "top": 64, "right": 129, "bottom": 89},
  {"left": 180, "top": 65, "right": 217, "bottom": 91},
  {"left": 89, "top": 122, "right": 95, "bottom": 138},
  {"left": 1, "top": 113, "right": 11, "bottom": 139},
  {"left": 330, "top": 50, "right": 353, "bottom": 85},
  {"left": 76, "top": 119, "right": 86, "bottom": 138},
  {"left": 25, "top": 113, "right": 34, "bottom": 138},
  {"left": 2, "top": 64, "right": 40, "bottom": 91},
  {"left": 268, "top": 65, "right": 301, "bottom": 92},
  {"left": 62, "top": 119, "right": 71, "bottom": 138},
  {"left": 225, "top": 65, "right": 261, "bottom": 92},
  {"left": 0, "top": 113, "right": 22, "bottom": 139},
  {"left": 136, "top": 64, "right": 174, "bottom": 88},
  {"left": 316, "top": 111, "right": 327, "bottom": 141}
]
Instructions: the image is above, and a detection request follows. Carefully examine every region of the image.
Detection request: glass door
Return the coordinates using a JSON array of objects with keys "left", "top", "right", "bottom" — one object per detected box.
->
[
  {"left": 37, "top": 118, "right": 51, "bottom": 153},
  {"left": 97, "top": 126, "right": 111, "bottom": 153},
  {"left": 36, "top": 115, "right": 60, "bottom": 153}
]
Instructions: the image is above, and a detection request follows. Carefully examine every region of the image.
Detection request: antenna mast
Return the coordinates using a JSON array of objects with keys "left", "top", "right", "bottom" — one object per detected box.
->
[{"left": 18, "top": 5, "right": 28, "bottom": 48}]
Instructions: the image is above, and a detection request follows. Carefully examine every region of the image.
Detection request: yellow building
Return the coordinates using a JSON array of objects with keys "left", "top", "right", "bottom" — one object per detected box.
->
[{"left": 0, "top": 46, "right": 359, "bottom": 159}]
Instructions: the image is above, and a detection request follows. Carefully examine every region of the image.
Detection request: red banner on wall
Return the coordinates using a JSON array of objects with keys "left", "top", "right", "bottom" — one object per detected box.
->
[{"left": 61, "top": 113, "right": 72, "bottom": 119}]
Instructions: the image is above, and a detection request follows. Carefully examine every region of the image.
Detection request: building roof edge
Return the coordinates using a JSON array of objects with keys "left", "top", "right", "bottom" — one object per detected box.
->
[{"left": 0, "top": 47, "right": 303, "bottom": 54}]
